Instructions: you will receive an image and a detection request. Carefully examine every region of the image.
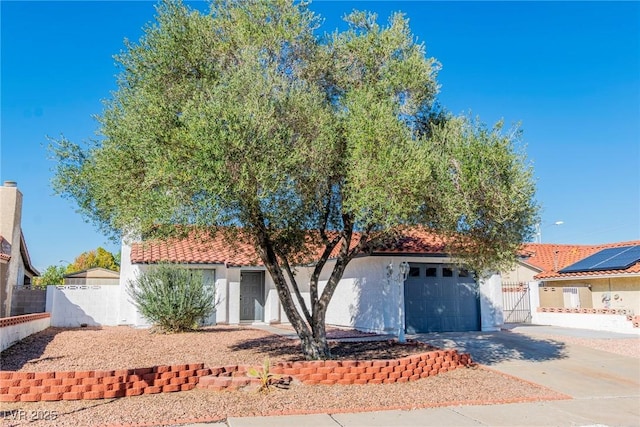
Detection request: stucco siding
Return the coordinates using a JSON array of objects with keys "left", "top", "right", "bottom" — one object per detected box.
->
[
  {"left": 541, "top": 277, "right": 640, "bottom": 314},
  {"left": 501, "top": 263, "right": 540, "bottom": 283},
  {"left": 285, "top": 256, "right": 503, "bottom": 334}
]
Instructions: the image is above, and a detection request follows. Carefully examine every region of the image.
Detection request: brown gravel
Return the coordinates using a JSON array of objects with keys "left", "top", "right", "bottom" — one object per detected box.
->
[
  {"left": 0, "top": 326, "right": 436, "bottom": 372},
  {"left": 0, "top": 326, "right": 568, "bottom": 427}
]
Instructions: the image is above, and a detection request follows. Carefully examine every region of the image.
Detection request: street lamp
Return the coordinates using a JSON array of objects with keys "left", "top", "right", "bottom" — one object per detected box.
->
[{"left": 536, "top": 221, "right": 564, "bottom": 243}]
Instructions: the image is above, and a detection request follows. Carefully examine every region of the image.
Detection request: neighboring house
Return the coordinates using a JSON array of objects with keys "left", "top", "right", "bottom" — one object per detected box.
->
[
  {"left": 531, "top": 241, "right": 640, "bottom": 315},
  {"left": 64, "top": 268, "right": 120, "bottom": 286},
  {"left": 502, "top": 241, "right": 640, "bottom": 333},
  {"left": 0, "top": 181, "right": 39, "bottom": 317},
  {"left": 118, "top": 228, "right": 503, "bottom": 333}
]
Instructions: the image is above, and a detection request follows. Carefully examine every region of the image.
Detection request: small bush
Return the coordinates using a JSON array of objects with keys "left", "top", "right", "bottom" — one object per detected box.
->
[{"left": 128, "top": 264, "right": 216, "bottom": 333}]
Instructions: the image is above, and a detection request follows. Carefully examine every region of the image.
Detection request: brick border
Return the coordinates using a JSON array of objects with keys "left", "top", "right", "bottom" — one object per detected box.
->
[
  {"left": 0, "top": 363, "right": 208, "bottom": 402},
  {"left": 0, "top": 349, "right": 472, "bottom": 401},
  {"left": 0, "top": 313, "right": 50, "bottom": 328}
]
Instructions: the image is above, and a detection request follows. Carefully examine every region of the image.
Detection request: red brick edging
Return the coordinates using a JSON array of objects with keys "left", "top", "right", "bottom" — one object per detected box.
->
[
  {"left": 0, "top": 313, "right": 50, "bottom": 328},
  {"left": 274, "top": 349, "right": 470, "bottom": 385},
  {"left": 0, "top": 363, "right": 208, "bottom": 403},
  {"left": 0, "top": 349, "right": 472, "bottom": 402}
]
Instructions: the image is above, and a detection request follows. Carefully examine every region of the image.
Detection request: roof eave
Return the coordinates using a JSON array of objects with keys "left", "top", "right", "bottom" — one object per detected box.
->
[{"left": 537, "top": 272, "right": 640, "bottom": 281}]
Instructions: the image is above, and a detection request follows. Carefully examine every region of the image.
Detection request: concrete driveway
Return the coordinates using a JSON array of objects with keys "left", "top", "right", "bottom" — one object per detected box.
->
[{"left": 402, "top": 325, "right": 640, "bottom": 426}]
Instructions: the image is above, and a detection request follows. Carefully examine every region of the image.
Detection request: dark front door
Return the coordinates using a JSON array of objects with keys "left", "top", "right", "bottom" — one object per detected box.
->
[
  {"left": 240, "top": 272, "right": 264, "bottom": 322},
  {"left": 404, "top": 263, "right": 480, "bottom": 333}
]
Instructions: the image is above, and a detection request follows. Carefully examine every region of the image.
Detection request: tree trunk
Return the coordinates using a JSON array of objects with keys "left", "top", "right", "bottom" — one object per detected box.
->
[{"left": 254, "top": 226, "right": 332, "bottom": 360}]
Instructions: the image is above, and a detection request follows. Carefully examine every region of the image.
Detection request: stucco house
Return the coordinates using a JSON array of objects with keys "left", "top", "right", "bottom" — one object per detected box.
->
[
  {"left": 502, "top": 241, "right": 640, "bottom": 333},
  {"left": 529, "top": 241, "right": 640, "bottom": 315},
  {"left": 118, "top": 228, "right": 503, "bottom": 333},
  {"left": 0, "top": 181, "right": 39, "bottom": 317}
]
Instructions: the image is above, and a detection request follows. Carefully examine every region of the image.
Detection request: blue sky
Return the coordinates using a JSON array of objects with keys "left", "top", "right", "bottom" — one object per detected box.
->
[{"left": 2, "top": 1, "right": 639, "bottom": 272}]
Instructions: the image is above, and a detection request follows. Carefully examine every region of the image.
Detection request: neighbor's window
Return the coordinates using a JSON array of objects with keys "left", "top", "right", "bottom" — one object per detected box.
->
[
  {"left": 409, "top": 267, "right": 421, "bottom": 277},
  {"left": 443, "top": 267, "right": 454, "bottom": 277},
  {"left": 425, "top": 267, "right": 437, "bottom": 277}
]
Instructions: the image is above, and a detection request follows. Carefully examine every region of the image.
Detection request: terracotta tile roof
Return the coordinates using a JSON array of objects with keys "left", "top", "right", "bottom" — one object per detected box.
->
[
  {"left": 130, "top": 230, "right": 261, "bottom": 267},
  {"left": 373, "top": 228, "right": 447, "bottom": 255},
  {"left": 130, "top": 227, "right": 449, "bottom": 266},
  {"left": 519, "top": 241, "right": 640, "bottom": 280}
]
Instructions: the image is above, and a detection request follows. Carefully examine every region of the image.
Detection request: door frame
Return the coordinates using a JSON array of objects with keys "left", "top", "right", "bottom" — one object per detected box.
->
[{"left": 239, "top": 270, "right": 265, "bottom": 322}]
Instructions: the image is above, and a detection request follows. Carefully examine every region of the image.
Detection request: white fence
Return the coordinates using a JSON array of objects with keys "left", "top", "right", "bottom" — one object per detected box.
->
[
  {"left": 532, "top": 311, "right": 640, "bottom": 335},
  {"left": 0, "top": 313, "right": 51, "bottom": 351},
  {"left": 46, "top": 285, "right": 122, "bottom": 327}
]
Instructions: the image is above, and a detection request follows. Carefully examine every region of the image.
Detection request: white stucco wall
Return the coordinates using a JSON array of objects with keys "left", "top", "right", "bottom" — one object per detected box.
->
[
  {"left": 282, "top": 256, "right": 504, "bottom": 334},
  {"left": 320, "top": 256, "right": 400, "bottom": 333},
  {"left": 1, "top": 316, "right": 51, "bottom": 352},
  {"left": 479, "top": 272, "right": 504, "bottom": 331},
  {"left": 532, "top": 311, "right": 640, "bottom": 335},
  {"left": 118, "top": 242, "right": 141, "bottom": 326},
  {"left": 101, "top": 242, "right": 506, "bottom": 333},
  {"left": 214, "top": 268, "right": 229, "bottom": 325},
  {"left": 46, "top": 285, "right": 121, "bottom": 327}
]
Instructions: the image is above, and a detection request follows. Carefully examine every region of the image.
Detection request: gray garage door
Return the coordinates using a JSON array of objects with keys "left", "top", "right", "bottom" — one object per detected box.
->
[{"left": 404, "top": 263, "right": 479, "bottom": 333}]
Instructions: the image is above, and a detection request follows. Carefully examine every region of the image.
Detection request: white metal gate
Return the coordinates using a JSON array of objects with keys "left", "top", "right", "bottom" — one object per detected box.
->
[{"left": 502, "top": 282, "right": 531, "bottom": 323}]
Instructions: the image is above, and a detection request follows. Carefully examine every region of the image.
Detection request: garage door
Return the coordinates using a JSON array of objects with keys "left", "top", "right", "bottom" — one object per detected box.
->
[{"left": 404, "top": 263, "right": 479, "bottom": 333}]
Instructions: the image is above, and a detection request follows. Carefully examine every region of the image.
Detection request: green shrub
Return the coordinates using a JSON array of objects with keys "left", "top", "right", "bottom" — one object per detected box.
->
[{"left": 128, "top": 264, "right": 216, "bottom": 332}]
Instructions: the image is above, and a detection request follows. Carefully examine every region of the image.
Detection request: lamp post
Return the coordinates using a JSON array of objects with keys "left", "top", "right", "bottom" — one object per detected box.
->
[
  {"left": 536, "top": 221, "right": 564, "bottom": 243},
  {"left": 387, "top": 261, "right": 410, "bottom": 343}
]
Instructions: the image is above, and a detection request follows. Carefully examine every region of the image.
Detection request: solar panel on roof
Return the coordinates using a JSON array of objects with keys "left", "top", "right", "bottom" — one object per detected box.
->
[{"left": 559, "top": 245, "right": 640, "bottom": 273}]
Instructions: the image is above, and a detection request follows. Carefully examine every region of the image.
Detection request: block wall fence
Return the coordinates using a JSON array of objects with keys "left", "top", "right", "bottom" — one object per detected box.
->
[
  {"left": 0, "top": 349, "right": 471, "bottom": 402},
  {"left": 0, "top": 313, "right": 50, "bottom": 352},
  {"left": 533, "top": 307, "right": 640, "bottom": 334}
]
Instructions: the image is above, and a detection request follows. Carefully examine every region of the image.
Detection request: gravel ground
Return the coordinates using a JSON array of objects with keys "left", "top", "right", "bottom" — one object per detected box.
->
[
  {"left": 0, "top": 368, "right": 565, "bottom": 427},
  {"left": 0, "top": 325, "right": 574, "bottom": 426},
  {"left": 0, "top": 326, "right": 436, "bottom": 372}
]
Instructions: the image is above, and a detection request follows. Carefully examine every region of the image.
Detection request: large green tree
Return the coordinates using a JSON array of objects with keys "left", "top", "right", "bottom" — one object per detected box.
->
[
  {"left": 65, "top": 247, "right": 120, "bottom": 274},
  {"left": 52, "top": 0, "right": 538, "bottom": 359}
]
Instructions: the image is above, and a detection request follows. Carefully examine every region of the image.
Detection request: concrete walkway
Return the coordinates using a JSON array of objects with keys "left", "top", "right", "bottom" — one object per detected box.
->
[{"left": 182, "top": 325, "right": 640, "bottom": 427}]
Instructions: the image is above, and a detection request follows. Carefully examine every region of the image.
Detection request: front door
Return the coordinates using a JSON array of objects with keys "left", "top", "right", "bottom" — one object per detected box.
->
[{"left": 240, "top": 272, "right": 264, "bottom": 322}]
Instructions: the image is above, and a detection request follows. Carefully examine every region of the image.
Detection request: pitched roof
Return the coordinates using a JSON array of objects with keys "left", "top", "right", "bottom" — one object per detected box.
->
[
  {"left": 130, "top": 227, "right": 449, "bottom": 266},
  {"left": 373, "top": 228, "right": 447, "bottom": 255},
  {"left": 519, "top": 241, "right": 640, "bottom": 280},
  {"left": 0, "top": 235, "right": 10, "bottom": 262},
  {"left": 20, "top": 231, "right": 39, "bottom": 276},
  {"left": 130, "top": 230, "right": 262, "bottom": 267},
  {"left": 64, "top": 267, "right": 120, "bottom": 279}
]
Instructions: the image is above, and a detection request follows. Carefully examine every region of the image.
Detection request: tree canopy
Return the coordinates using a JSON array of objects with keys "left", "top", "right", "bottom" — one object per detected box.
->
[
  {"left": 65, "top": 247, "right": 120, "bottom": 274},
  {"left": 51, "top": 0, "right": 538, "bottom": 359},
  {"left": 33, "top": 265, "right": 66, "bottom": 286}
]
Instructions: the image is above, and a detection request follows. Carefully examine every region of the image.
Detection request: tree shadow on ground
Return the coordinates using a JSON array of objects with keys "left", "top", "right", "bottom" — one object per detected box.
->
[
  {"left": 228, "top": 333, "right": 442, "bottom": 361},
  {"left": 0, "top": 327, "right": 69, "bottom": 371},
  {"left": 410, "top": 329, "right": 568, "bottom": 365},
  {"left": 228, "top": 335, "right": 304, "bottom": 361}
]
